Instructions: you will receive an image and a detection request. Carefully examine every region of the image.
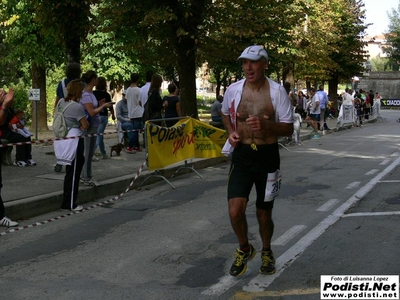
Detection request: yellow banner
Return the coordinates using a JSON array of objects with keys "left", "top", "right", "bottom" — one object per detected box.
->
[
  {"left": 145, "top": 117, "right": 227, "bottom": 170},
  {"left": 192, "top": 119, "right": 227, "bottom": 158}
]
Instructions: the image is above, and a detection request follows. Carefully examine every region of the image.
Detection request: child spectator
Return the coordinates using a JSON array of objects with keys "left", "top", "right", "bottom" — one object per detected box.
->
[
  {"left": 292, "top": 110, "right": 302, "bottom": 145},
  {"left": 10, "top": 108, "right": 33, "bottom": 138},
  {"left": 354, "top": 97, "right": 363, "bottom": 126},
  {"left": 0, "top": 95, "right": 36, "bottom": 167}
]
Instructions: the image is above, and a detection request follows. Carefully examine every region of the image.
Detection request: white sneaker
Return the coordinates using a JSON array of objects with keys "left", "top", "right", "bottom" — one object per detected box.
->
[
  {"left": 83, "top": 178, "right": 102, "bottom": 187},
  {"left": 0, "top": 216, "right": 18, "bottom": 227},
  {"left": 26, "top": 159, "right": 37, "bottom": 166},
  {"left": 92, "top": 157, "right": 99, "bottom": 162},
  {"left": 72, "top": 205, "right": 83, "bottom": 211},
  {"left": 13, "top": 160, "right": 27, "bottom": 167}
]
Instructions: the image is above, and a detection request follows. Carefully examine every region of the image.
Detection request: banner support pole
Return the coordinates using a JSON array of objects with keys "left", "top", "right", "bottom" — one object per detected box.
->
[
  {"left": 139, "top": 170, "right": 176, "bottom": 189},
  {"left": 171, "top": 160, "right": 203, "bottom": 179}
]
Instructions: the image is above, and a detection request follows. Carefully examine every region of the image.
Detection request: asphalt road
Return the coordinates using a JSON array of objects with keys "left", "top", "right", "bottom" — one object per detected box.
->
[{"left": 1, "top": 110, "right": 399, "bottom": 300}]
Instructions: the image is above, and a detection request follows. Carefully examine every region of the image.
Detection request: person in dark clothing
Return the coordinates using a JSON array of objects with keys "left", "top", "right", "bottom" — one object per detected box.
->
[
  {"left": 369, "top": 90, "right": 374, "bottom": 107},
  {"left": 93, "top": 77, "right": 115, "bottom": 159},
  {"left": 163, "top": 83, "right": 182, "bottom": 127},
  {"left": 0, "top": 88, "right": 18, "bottom": 227},
  {"left": 0, "top": 91, "right": 35, "bottom": 167},
  {"left": 144, "top": 74, "right": 164, "bottom": 126}
]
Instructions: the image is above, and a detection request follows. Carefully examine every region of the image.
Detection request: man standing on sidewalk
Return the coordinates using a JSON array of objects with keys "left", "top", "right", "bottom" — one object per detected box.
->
[
  {"left": 305, "top": 88, "right": 321, "bottom": 139},
  {"left": 221, "top": 45, "right": 293, "bottom": 277},
  {"left": 139, "top": 70, "right": 153, "bottom": 109},
  {"left": 126, "top": 73, "right": 143, "bottom": 151},
  {"left": 317, "top": 85, "right": 330, "bottom": 131}
]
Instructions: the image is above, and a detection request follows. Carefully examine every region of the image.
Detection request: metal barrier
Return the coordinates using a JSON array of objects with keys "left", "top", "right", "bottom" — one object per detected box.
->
[
  {"left": 336, "top": 102, "right": 380, "bottom": 130},
  {"left": 138, "top": 116, "right": 206, "bottom": 189}
]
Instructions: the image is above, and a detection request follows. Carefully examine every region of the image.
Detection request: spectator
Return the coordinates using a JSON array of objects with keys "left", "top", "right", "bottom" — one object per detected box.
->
[
  {"left": 54, "top": 62, "right": 82, "bottom": 109},
  {"left": 362, "top": 90, "right": 371, "bottom": 120},
  {"left": 296, "top": 90, "right": 307, "bottom": 119},
  {"left": 375, "top": 92, "right": 382, "bottom": 105},
  {"left": 292, "top": 109, "right": 302, "bottom": 145},
  {"left": 342, "top": 88, "right": 354, "bottom": 105},
  {"left": 116, "top": 90, "right": 137, "bottom": 153},
  {"left": 145, "top": 74, "right": 164, "bottom": 126},
  {"left": 305, "top": 88, "right": 320, "bottom": 139},
  {"left": 317, "top": 85, "right": 330, "bottom": 130},
  {"left": 211, "top": 95, "right": 223, "bottom": 123},
  {"left": 10, "top": 108, "right": 33, "bottom": 138},
  {"left": 54, "top": 80, "right": 89, "bottom": 211},
  {"left": 93, "top": 77, "right": 115, "bottom": 160},
  {"left": 139, "top": 70, "right": 154, "bottom": 144},
  {"left": 139, "top": 70, "right": 153, "bottom": 109},
  {"left": 163, "top": 83, "right": 182, "bottom": 127},
  {"left": 0, "top": 91, "right": 36, "bottom": 167},
  {"left": 337, "top": 93, "right": 343, "bottom": 108},
  {"left": 54, "top": 63, "right": 82, "bottom": 173},
  {"left": 0, "top": 88, "right": 18, "bottom": 227},
  {"left": 80, "top": 70, "right": 114, "bottom": 187},
  {"left": 354, "top": 96, "right": 363, "bottom": 126},
  {"left": 126, "top": 73, "right": 143, "bottom": 151},
  {"left": 369, "top": 90, "right": 374, "bottom": 107}
]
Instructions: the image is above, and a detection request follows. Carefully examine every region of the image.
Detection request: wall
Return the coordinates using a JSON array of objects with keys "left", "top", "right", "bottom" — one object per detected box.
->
[{"left": 358, "top": 72, "right": 400, "bottom": 98}]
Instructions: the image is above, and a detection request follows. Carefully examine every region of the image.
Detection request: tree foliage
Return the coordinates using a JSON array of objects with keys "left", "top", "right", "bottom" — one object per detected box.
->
[
  {"left": 31, "top": 0, "right": 98, "bottom": 63},
  {"left": 383, "top": 2, "right": 400, "bottom": 71},
  {"left": 98, "top": 0, "right": 212, "bottom": 118},
  {"left": 0, "top": 0, "right": 372, "bottom": 126}
]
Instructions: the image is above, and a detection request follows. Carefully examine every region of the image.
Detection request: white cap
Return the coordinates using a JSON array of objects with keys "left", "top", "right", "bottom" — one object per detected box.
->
[{"left": 237, "top": 45, "right": 268, "bottom": 61}]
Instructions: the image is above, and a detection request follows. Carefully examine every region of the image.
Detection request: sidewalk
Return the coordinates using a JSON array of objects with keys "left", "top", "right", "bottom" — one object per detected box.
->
[{"left": 2, "top": 117, "right": 355, "bottom": 221}]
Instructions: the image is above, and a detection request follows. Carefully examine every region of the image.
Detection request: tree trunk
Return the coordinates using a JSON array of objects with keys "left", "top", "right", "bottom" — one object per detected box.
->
[
  {"left": 306, "top": 81, "right": 311, "bottom": 92},
  {"left": 31, "top": 63, "right": 48, "bottom": 132},
  {"left": 176, "top": 39, "right": 198, "bottom": 119},
  {"left": 328, "top": 75, "right": 339, "bottom": 116},
  {"left": 282, "top": 62, "right": 295, "bottom": 89},
  {"left": 213, "top": 69, "right": 221, "bottom": 98},
  {"left": 64, "top": 4, "right": 82, "bottom": 65},
  {"left": 65, "top": 34, "right": 81, "bottom": 64}
]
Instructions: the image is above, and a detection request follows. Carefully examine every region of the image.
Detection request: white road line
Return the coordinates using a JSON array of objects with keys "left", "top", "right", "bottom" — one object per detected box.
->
[
  {"left": 201, "top": 275, "right": 240, "bottom": 296},
  {"left": 242, "top": 156, "right": 400, "bottom": 293},
  {"left": 345, "top": 182, "right": 361, "bottom": 189},
  {"left": 390, "top": 153, "right": 399, "bottom": 157},
  {"left": 272, "top": 225, "right": 306, "bottom": 246},
  {"left": 380, "top": 159, "right": 390, "bottom": 165},
  {"left": 378, "top": 180, "right": 400, "bottom": 183},
  {"left": 343, "top": 211, "right": 400, "bottom": 218},
  {"left": 316, "top": 199, "right": 340, "bottom": 212},
  {"left": 365, "top": 169, "right": 379, "bottom": 176}
]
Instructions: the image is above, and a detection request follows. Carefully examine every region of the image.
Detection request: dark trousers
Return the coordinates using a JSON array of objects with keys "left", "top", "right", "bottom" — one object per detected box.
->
[
  {"left": 61, "top": 139, "right": 85, "bottom": 210},
  {"left": 0, "top": 147, "right": 4, "bottom": 219},
  {"left": 0, "top": 194, "right": 4, "bottom": 219},
  {"left": 131, "top": 118, "right": 142, "bottom": 148},
  {"left": 2, "top": 130, "right": 32, "bottom": 162}
]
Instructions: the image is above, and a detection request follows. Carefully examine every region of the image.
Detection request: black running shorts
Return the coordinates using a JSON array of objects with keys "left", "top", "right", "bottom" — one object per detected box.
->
[{"left": 228, "top": 143, "right": 281, "bottom": 210}]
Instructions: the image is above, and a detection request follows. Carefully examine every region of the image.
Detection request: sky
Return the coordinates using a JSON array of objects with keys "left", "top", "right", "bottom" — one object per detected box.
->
[{"left": 364, "top": 0, "right": 399, "bottom": 36}]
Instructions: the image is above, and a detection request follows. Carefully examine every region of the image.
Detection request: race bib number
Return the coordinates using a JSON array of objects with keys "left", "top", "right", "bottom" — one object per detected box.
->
[{"left": 264, "top": 170, "right": 282, "bottom": 202}]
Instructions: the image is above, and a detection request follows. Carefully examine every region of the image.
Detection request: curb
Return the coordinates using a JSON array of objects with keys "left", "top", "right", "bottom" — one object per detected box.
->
[{"left": 5, "top": 156, "right": 229, "bottom": 220}]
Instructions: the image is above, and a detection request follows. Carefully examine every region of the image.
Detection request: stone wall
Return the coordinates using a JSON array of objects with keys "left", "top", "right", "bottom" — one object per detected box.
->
[{"left": 358, "top": 72, "right": 400, "bottom": 98}]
